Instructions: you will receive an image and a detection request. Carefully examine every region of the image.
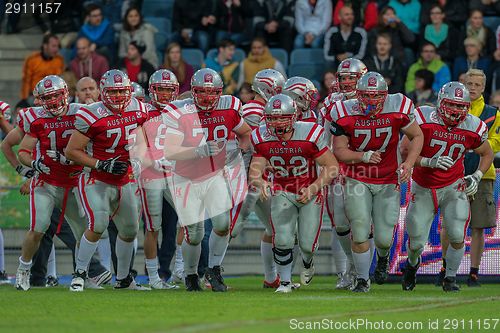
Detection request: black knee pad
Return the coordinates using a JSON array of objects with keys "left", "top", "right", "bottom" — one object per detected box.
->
[
  {"left": 336, "top": 228, "right": 351, "bottom": 237},
  {"left": 272, "top": 247, "right": 293, "bottom": 266}
]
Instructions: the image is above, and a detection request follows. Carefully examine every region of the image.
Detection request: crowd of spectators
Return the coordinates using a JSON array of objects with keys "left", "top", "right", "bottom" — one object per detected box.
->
[{"left": 7, "top": 0, "right": 500, "bottom": 107}]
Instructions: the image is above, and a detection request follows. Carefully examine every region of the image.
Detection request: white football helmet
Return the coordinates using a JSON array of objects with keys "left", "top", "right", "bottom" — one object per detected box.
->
[
  {"left": 191, "top": 68, "right": 223, "bottom": 111},
  {"left": 264, "top": 94, "right": 297, "bottom": 138},
  {"left": 35, "top": 75, "right": 69, "bottom": 116},
  {"left": 100, "top": 69, "right": 132, "bottom": 113},
  {"left": 356, "top": 72, "right": 388, "bottom": 116},
  {"left": 149, "top": 69, "right": 179, "bottom": 108},
  {"left": 283, "top": 76, "right": 320, "bottom": 110},
  {"left": 252, "top": 69, "right": 285, "bottom": 101},
  {"left": 437, "top": 81, "right": 471, "bottom": 126},
  {"left": 337, "top": 58, "right": 368, "bottom": 98},
  {"left": 131, "top": 82, "right": 145, "bottom": 102}
]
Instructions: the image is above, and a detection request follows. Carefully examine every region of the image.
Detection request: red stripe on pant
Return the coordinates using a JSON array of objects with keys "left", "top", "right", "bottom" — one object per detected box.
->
[
  {"left": 139, "top": 182, "right": 155, "bottom": 232},
  {"left": 311, "top": 195, "right": 324, "bottom": 252},
  {"left": 79, "top": 175, "right": 95, "bottom": 231},
  {"left": 29, "top": 179, "right": 36, "bottom": 231}
]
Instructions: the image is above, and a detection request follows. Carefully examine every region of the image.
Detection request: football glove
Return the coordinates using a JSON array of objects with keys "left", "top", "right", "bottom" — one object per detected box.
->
[
  {"left": 195, "top": 141, "right": 225, "bottom": 158},
  {"left": 95, "top": 156, "right": 129, "bottom": 175},
  {"left": 47, "top": 150, "right": 74, "bottom": 165},
  {"left": 361, "top": 150, "right": 375, "bottom": 163},
  {"left": 420, "top": 156, "right": 454, "bottom": 170},
  {"left": 464, "top": 170, "right": 483, "bottom": 197},
  {"left": 130, "top": 158, "right": 142, "bottom": 177},
  {"left": 31, "top": 158, "right": 50, "bottom": 175},
  {"left": 153, "top": 157, "right": 172, "bottom": 172},
  {"left": 16, "top": 165, "right": 35, "bottom": 178}
]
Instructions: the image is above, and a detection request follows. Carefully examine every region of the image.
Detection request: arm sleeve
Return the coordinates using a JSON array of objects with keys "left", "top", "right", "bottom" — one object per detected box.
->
[
  {"left": 74, "top": 113, "right": 91, "bottom": 135},
  {"left": 330, "top": 121, "right": 348, "bottom": 137}
]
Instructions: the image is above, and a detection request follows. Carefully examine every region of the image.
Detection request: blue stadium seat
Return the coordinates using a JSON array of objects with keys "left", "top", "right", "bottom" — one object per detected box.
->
[
  {"left": 290, "top": 48, "right": 324, "bottom": 65},
  {"left": 288, "top": 64, "right": 325, "bottom": 81},
  {"left": 142, "top": 0, "right": 174, "bottom": 19},
  {"left": 483, "top": 16, "right": 500, "bottom": 33},
  {"left": 154, "top": 31, "right": 169, "bottom": 53},
  {"left": 145, "top": 17, "right": 171, "bottom": 35},
  {"left": 182, "top": 48, "right": 205, "bottom": 70},
  {"left": 206, "top": 48, "right": 246, "bottom": 63},
  {"left": 311, "top": 79, "right": 321, "bottom": 91},
  {"left": 270, "top": 48, "right": 288, "bottom": 68}
]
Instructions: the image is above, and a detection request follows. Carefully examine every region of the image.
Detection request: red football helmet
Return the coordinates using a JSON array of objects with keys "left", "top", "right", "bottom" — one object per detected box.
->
[
  {"left": 264, "top": 94, "right": 297, "bottom": 138},
  {"left": 149, "top": 69, "right": 179, "bottom": 108},
  {"left": 337, "top": 58, "right": 368, "bottom": 98},
  {"left": 100, "top": 70, "right": 132, "bottom": 113},
  {"left": 356, "top": 72, "right": 388, "bottom": 116},
  {"left": 35, "top": 75, "right": 69, "bottom": 116},
  {"left": 437, "top": 82, "right": 471, "bottom": 126},
  {"left": 191, "top": 68, "right": 223, "bottom": 111}
]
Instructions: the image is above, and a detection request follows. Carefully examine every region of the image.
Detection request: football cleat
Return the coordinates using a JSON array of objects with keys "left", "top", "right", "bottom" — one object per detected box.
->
[
  {"left": 185, "top": 274, "right": 203, "bottom": 292},
  {"left": 402, "top": 259, "right": 420, "bottom": 291},
  {"left": 442, "top": 277, "right": 460, "bottom": 292},
  {"left": 466, "top": 274, "right": 481, "bottom": 287},
  {"left": 114, "top": 274, "right": 151, "bottom": 291},
  {"left": 291, "top": 282, "right": 301, "bottom": 290},
  {"left": 263, "top": 276, "right": 280, "bottom": 289},
  {"left": 45, "top": 276, "right": 59, "bottom": 287},
  {"left": 89, "top": 270, "right": 112, "bottom": 286},
  {"left": 300, "top": 261, "right": 315, "bottom": 286},
  {"left": 275, "top": 281, "right": 292, "bottom": 293},
  {"left": 0, "top": 271, "right": 11, "bottom": 285},
  {"left": 352, "top": 278, "right": 370, "bottom": 293},
  {"left": 150, "top": 279, "right": 179, "bottom": 290},
  {"left": 15, "top": 268, "right": 30, "bottom": 291},
  {"left": 373, "top": 254, "right": 389, "bottom": 285},
  {"left": 336, "top": 263, "right": 356, "bottom": 290},
  {"left": 435, "top": 267, "right": 446, "bottom": 286},
  {"left": 70, "top": 270, "right": 86, "bottom": 292},
  {"left": 205, "top": 266, "right": 227, "bottom": 292}
]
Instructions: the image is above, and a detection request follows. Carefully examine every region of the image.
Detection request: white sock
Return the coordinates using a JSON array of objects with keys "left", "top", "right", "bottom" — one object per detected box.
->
[
  {"left": 274, "top": 249, "right": 293, "bottom": 283},
  {"left": 18, "top": 256, "right": 32, "bottom": 271},
  {"left": 116, "top": 237, "right": 135, "bottom": 280},
  {"left": 352, "top": 250, "right": 371, "bottom": 281},
  {"left": 208, "top": 231, "right": 229, "bottom": 268},
  {"left": 182, "top": 240, "right": 201, "bottom": 275},
  {"left": 46, "top": 244, "right": 57, "bottom": 278},
  {"left": 174, "top": 245, "right": 184, "bottom": 275},
  {"left": 445, "top": 246, "right": 465, "bottom": 278},
  {"left": 97, "top": 238, "right": 112, "bottom": 272},
  {"left": 331, "top": 230, "right": 347, "bottom": 274},
  {"left": 133, "top": 238, "right": 138, "bottom": 254},
  {"left": 0, "top": 228, "right": 5, "bottom": 271},
  {"left": 76, "top": 235, "right": 98, "bottom": 273},
  {"left": 145, "top": 257, "right": 160, "bottom": 283},
  {"left": 337, "top": 231, "right": 354, "bottom": 264},
  {"left": 261, "top": 240, "right": 277, "bottom": 282}
]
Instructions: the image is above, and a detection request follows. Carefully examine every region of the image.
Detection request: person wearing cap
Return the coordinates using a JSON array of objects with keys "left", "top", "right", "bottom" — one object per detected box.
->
[
  {"left": 453, "top": 37, "right": 491, "bottom": 82},
  {"left": 118, "top": 41, "right": 155, "bottom": 93}
]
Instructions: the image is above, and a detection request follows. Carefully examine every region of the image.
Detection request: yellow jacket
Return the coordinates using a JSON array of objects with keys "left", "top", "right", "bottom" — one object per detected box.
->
[{"left": 469, "top": 95, "right": 500, "bottom": 180}]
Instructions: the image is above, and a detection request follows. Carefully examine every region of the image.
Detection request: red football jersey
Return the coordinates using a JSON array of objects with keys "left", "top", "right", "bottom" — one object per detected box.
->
[
  {"left": 24, "top": 104, "right": 83, "bottom": 187},
  {"left": 241, "top": 99, "right": 265, "bottom": 129},
  {"left": 252, "top": 122, "right": 328, "bottom": 194},
  {"left": 412, "top": 106, "right": 488, "bottom": 188},
  {"left": 330, "top": 93, "right": 415, "bottom": 184},
  {"left": 74, "top": 98, "right": 148, "bottom": 186},
  {"left": 163, "top": 95, "right": 244, "bottom": 181}
]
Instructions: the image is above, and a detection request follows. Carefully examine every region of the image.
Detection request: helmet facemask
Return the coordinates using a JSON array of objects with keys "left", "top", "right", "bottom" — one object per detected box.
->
[
  {"left": 265, "top": 114, "right": 296, "bottom": 138},
  {"left": 357, "top": 90, "right": 387, "bottom": 116},
  {"left": 439, "top": 99, "right": 469, "bottom": 126},
  {"left": 102, "top": 87, "right": 132, "bottom": 113},
  {"left": 40, "top": 89, "right": 69, "bottom": 116},
  {"left": 150, "top": 84, "right": 179, "bottom": 108},
  {"left": 192, "top": 86, "right": 222, "bottom": 111},
  {"left": 338, "top": 72, "right": 361, "bottom": 98}
]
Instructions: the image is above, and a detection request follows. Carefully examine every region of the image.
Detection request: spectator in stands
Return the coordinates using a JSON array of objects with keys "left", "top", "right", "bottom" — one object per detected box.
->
[
  {"left": 70, "top": 37, "right": 109, "bottom": 82},
  {"left": 21, "top": 34, "right": 64, "bottom": 100},
  {"left": 171, "top": 0, "right": 216, "bottom": 53},
  {"left": 214, "top": 0, "right": 251, "bottom": 46},
  {"left": 294, "top": 0, "right": 332, "bottom": 49},
  {"left": 162, "top": 42, "right": 195, "bottom": 94},
  {"left": 237, "top": 37, "right": 286, "bottom": 89},
  {"left": 118, "top": 41, "right": 156, "bottom": 93},
  {"left": 490, "top": 90, "right": 500, "bottom": 109},
  {"left": 407, "top": 69, "right": 437, "bottom": 106},
  {"left": 332, "top": 0, "right": 378, "bottom": 31},
  {"left": 324, "top": 6, "right": 368, "bottom": 68},
  {"left": 77, "top": 3, "right": 116, "bottom": 64},
  {"left": 422, "top": 4, "right": 459, "bottom": 64},
  {"left": 75, "top": 77, "right": 100, "bottom": 105},
  {"left": 48, "top": 0, "right": 82, "bottom": 49},
  {"left": 364, "top": 33, "right": 404, "bottom": 94},
  {"left": 204, "top": 39, "right": 240, "bottom": 95},
  {"left": 469, "top": 0, "right": 500, "bottom": 16},
  {"left": 252, "top": 0, "right": 295, "bottom": 52},
  {"left": 405, "top": 42, "right": 451, "bottom": 93},
  {"left": 453, "top": 37, "right": 491, "bottom": 81},
  {"left": 388, "top": 0, "right": 421, "bottom": 35},
  {"left": 368, "top": 6, "right": 415, "bottom": 62},
  {"left": 420, "top": 0, "right": 468, "bottom": 32},
  {"left": 319, "top": 69, "right": 336, "bottom": 101},
  {"left": 460, "top": 9, "right": 496, "bottom": 57},
  {"left": 119, "top": 7, "right": 159, "bottom": 69},
  {"left": 238, "top": 83, "right": 255, "bottom": 104}
]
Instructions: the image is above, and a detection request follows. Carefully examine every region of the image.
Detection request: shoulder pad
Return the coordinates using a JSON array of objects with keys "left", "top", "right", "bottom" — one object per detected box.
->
[{"left": 216, "top": 95, "right": 242, "bottom": 112}]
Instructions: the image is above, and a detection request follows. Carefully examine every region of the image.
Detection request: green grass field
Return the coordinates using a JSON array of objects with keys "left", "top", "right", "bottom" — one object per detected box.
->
[{"left": 1, "top": 276, "right": 500, "bottom": 333}]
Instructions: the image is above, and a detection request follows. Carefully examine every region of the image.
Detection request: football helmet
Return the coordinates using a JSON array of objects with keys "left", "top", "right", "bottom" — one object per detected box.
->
[
  {"left": 149, "top": 69, "right": 179, "bottom": 108},
  {"left": 329, "top": 77, "right": 340, "bottom": 94},
  {"left": 437, "top": 81, "right": 471, "bottom": 127},
  {"left": 356, "top": 72, "right": 388, "bottom": 116},
  {"left": 100, "top": 69, "right": 132, "bottom": 113},
  {"left": 131, "top": 82, "right": 145, "bottom": 102},
  {"left": 252, "top": 69, "right": 286, "bottom": 101},
  {"left": 337, "top": 58, "right": 368, "bottom": 98},
  {"left": 34, "top": 75, "right": 69, "bottom": 116},
  {"left": 264, "top": 94, "right": 297, "bottom": 138},
  {"left": 283, "top": 76, "right": 320, "bottom": 110},
  {"left": 191, "top": 68, "right": 223, "bottom": 111}
]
